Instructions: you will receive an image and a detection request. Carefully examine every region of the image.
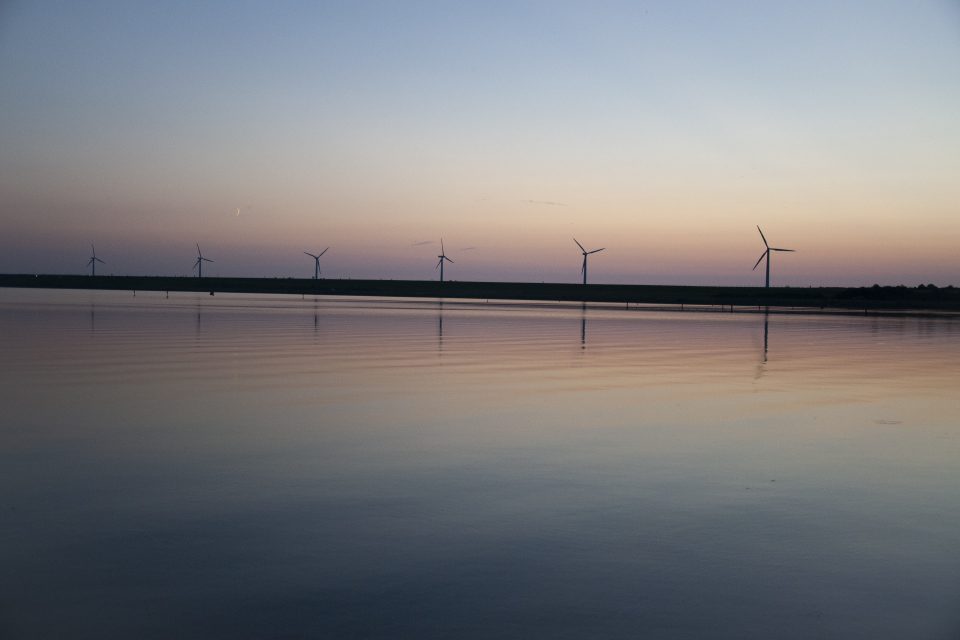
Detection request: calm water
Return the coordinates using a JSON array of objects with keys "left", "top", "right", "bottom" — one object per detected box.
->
[{"left": 2, "top": 289, "right": 959, "bottom": 639}]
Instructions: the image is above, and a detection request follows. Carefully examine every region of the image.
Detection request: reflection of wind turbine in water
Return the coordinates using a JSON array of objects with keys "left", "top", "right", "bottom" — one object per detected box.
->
[
  {"left": 753, "top": 227, "right": 794, "bottom": 288},
  {"left": 87, "top": 245, "right": 105, "bottom": 276},
  {"left": 437, "top": 300, "right": 444, "bottom": 354},
  {"left": 304, "top": 248, "right": 328, "bottom": 279},
  {"left": 436, "top": 240, "right": 453, "bottom": 282},
  {"left": 574, "top": 239, "right": 604, "bottom": 285},
  {"left": 754, "top": 310, "right": 771, "bottom": 381},
  {"left": 193, "top": 244, "right": 213, "bottom": 278},
  {"left": 581, "top": 302, "right": 586, "bottom": 349},
  {"left": 763, "top": 312, "right": 769, "bottom": 363}
]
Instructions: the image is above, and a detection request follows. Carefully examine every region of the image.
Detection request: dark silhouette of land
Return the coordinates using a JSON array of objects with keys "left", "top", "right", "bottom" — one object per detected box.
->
[{"left": 3, "top": 274, "right": 959, "bottom": 313}]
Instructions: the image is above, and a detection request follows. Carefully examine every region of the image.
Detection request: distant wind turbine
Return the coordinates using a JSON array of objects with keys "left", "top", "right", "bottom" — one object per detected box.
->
[
  {"left": 87, "top": 245, "right": 105, "bottom": 276},
  {"left": 193, "top": 244, "right": 213, "bottom": 278},
  {"left": 304, "top": 248, "right": 328, "bottom": 279},
  {"left": 753, "top": 226, "right": 794, "bottom": 288},
  {"left": 436, "top": 239, "right": 453, "bottom": 282},
  {"left": 574, "top": 238, "right": 604, "bottom": 285}
]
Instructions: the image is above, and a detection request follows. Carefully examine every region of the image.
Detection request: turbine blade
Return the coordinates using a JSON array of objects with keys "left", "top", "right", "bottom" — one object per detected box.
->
[
  {"left": 305, "top": 252, "right": 316, "bottom": 258},
  {"left": 436, "top": 259, "right": 442, "bottom": 268},
  {"left": 752, "top": 251, "right": 767, "bottom": 270},
  {"left": 771, "top": 248, "right": 795, "bottom": 252},
  {"left": 193, "top": 259, "right": 199, "bottom": 269},
  {"left": 197, "top": 243, "right": 201, "bottom": 255},
  {"left": 445, "top": 256, "right": 454, "bottom": 263},
  {"left": 319, "top": 247, "right": 329, "bottom": 257},
  {"left": 588, "top": 248, "right": 605, "bottom": 254},
  {"left": 441, "top": 239, "right": 444, "bottom": 254},
  {"left": 757, "top": 226, "right": 768, "bottom": 248},
  {"left": 573, "top": 238, "right": 585, "bottom": 252}
]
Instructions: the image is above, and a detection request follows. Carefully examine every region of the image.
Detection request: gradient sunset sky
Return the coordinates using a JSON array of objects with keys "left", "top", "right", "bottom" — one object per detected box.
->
[{"left": 1, "top": 1, "right": 958, "bottom": 286}]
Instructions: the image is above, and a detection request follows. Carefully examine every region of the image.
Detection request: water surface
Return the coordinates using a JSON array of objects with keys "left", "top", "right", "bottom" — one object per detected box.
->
[{"left": 2, "top": 289, "right": 959, "bottom": 639}]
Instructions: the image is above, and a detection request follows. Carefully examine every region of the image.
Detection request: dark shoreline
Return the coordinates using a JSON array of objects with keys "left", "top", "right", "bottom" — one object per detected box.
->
[{"left": 2, "top": 274, "right": 959, "bottom": 315}]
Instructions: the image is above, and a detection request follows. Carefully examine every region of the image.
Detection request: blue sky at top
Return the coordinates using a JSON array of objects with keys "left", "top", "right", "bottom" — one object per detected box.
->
[{"left": 1, "top": 1, "right": 958, "bottom": 285}]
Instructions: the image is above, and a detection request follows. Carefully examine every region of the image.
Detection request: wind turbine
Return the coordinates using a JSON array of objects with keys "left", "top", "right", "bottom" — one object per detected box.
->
[
  {"left": 193, "top": 244, "right": 213, "bottom": 278},
  {"left": 574, "top": 238, "right": 604, "bottom": 285},
  {"left": 87, "top": 245, "right": 105, "bottom": 276},
  {"left": 304, "top": 248, "right": 328, "bottom": 279},
  {"left": 752, "top": 226, "right": 794, "bottom": 288},
  {"left": 436, "top": 239, "right": 453, "bottom": 282}
]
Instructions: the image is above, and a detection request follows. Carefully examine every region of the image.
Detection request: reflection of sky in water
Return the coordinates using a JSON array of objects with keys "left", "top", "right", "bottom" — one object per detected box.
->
[{"left": 2, "top": 289, "right": 959, "bottom": 638}]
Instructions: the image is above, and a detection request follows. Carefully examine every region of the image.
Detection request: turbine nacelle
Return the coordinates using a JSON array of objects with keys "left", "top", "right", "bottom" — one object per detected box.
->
[{"left": 87, "top": 245, "right": 105, "bottom": 267}]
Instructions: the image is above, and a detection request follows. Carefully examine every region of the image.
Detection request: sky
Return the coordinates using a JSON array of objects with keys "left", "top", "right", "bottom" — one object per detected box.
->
[{"left": 1, "top": 1, "right": 959, "bottom": 286}]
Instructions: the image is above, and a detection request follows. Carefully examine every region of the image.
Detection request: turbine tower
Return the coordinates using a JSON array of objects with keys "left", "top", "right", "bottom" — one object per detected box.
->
[
  {"left": 304, "top": 248, "right": 328, "bottom": 279},
  {"left": 752, "top": 226, "right": 794, "bottom": 288},
  {"left": 436, "top": 239, "right": 453, "bottom": 282},
  {"left": 87, "top": 245, "right": 105, "bottom": 276},
  {"left": 193, "top": 244, "right": 213, "bottom": 278},
  {"left": 574, "top": 238, "right": 604, "bottom": 285}
]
